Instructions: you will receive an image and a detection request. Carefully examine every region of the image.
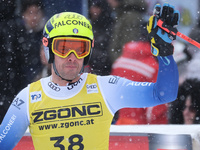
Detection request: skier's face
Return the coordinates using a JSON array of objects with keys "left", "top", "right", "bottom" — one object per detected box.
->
[{"left": 54, "top": 53, "right": 84, "bottom": 81}]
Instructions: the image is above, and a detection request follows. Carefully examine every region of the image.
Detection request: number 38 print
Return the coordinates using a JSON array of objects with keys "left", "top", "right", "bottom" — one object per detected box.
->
[{"left": 50, "top": 134, "right": 84, "bottom": 150}]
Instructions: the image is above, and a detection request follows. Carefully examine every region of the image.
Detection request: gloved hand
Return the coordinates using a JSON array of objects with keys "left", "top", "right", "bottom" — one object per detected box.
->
[{"left": 147, "top": 3, "right": 180, "bottom": 56}]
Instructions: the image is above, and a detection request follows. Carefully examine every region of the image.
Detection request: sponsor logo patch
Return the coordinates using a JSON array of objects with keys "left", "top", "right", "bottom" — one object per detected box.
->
[
  {"left": 86, "top": 83, "right": 98, "bottom": 94},
  {"left": 108, "top": 76, "right": 120, "bottom": 84},
  {"left": 67, "top": 78, "right": 83, "bottom": 90},
  {"left": 12, "top": 97, "right": 25, "bottom": 110},
  {"left": 48, "top": 82, "right": 60, "bottom": 91},
  {"left": 31, "top": 102, "right": 102, "bottom": 124},
  {"left": 30, "top": 91, "right": 42, "bottom": 103}
]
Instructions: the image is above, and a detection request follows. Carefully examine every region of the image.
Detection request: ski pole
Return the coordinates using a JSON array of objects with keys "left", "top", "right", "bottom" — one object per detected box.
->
[{"left": 157, "top": 19, "right": 200, "bottom": 49}]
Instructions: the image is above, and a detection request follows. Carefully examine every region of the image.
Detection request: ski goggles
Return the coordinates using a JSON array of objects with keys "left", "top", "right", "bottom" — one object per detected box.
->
[{"left": 51, "top": 37, "right": 91, "bottom": 59}]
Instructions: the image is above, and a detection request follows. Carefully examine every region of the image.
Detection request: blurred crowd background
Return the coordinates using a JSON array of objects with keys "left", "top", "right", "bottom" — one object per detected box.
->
[{"left": 1, "top": 0, "right": 200, "bottom": 125}]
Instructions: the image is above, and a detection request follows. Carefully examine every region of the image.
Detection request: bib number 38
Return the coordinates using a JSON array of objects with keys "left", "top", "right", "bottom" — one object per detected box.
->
[{"left": 50, "top": 134, "right": 84, "bottom": 150}]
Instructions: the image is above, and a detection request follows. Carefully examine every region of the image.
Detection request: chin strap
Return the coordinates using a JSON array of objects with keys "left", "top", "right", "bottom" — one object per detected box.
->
[{"left": 53, "top": 61, "right": 84, "bottom": 83}]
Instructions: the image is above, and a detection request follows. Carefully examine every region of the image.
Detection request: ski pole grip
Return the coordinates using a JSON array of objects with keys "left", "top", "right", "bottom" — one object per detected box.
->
[{"left": 157, "top": 19, "right": 176, "bottom": 36}]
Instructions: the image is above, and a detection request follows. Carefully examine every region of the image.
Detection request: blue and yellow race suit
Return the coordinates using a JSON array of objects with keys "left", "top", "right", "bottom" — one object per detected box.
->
[{"left": 0, "top": 56, "right": 178, "bottom": 150}]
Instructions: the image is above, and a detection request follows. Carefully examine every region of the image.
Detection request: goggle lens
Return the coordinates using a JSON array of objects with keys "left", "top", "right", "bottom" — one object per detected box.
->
[{"left": 52, "top": 37, "right": 91, "bottom": 59}]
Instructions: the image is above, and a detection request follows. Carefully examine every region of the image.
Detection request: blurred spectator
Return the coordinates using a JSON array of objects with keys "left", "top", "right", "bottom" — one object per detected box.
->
[
  {"left": 172, "top": 42, "right": 200, "bottom": 85},
  {"left": 111, "top": 41, "right": 158, "bottom": 82},
  {"left": 169, "top": 79, "right": 200, "bottom": 124},
  {"left": 0, "top": 0, "right": 22, "bottom": 123},
  {"left": 111, "top": 41, "right": 168, "bottom": 125},
  {"left": 0, "top": 0, "right": 47, "bottom": 123},
  {"left": 183, "top": 95, "right": 200, "bottom": 124},
  {"left": 16, "top": 0, "right": 47, "bottom": 88},
  {"left": 170, "top": 0, "right": 200, "bottom": 84},
  {"left": 178, "top": 8, "right": 200, "bottom": 83},
  {"left": 107, "top": 0, "right": 147, "bottom": 64},
  {"left": 88, "top": 0, "right": 114, "bottom": 75}
]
